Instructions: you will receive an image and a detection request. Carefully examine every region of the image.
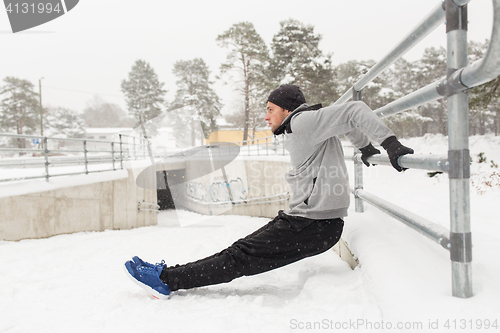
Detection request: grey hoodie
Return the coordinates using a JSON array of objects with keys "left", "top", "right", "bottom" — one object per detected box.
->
[{"left": 282, "top": 101, "right": 394, "bottom": 220}]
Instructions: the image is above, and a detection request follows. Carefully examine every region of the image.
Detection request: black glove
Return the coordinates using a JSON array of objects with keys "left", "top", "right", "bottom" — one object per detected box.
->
[
  {"left": 381, "top": 136, "right": 414, "bottom": 172},
  {"left": 359, "top": 143, "right": 380, "bottom": 167}
]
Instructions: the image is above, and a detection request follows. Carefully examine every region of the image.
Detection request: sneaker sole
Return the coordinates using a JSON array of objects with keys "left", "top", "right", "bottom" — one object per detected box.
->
[{"left": 123, "top": 262, "right": 170, "bottom": 300}]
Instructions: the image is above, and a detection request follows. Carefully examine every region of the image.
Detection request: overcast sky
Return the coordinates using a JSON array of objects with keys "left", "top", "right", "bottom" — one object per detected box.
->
[{"left": 0, "top": 0, "right": 494, "bottom": 116}]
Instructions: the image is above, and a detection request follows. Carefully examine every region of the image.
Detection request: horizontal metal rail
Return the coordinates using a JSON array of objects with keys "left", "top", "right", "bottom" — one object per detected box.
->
[
  {"left": 138, "top": 208, "right": 160, "bottom": 213},
  {"left": 230, "top": 193, "right": 289, "bottom": 206},
  {"left": 186, "top": 192, "right": 289, "bottom": 206},
  {"left": 374, "top": 0, "right": 500, "bottom": 118},
  {"left": 354, "top": 189, "right": 451, "bottom": 250},
  {"left": 1, "top": 174, "right": 48, "bottom": 182},
  {"left": 352, "top": 153, "right": 450, "bottom": 172},
  {"left": 229, "top": 135, "right": 274, "bottom": 146},
  {"left": 0, "top": 132, "right": 149, "bottom": 182},
  {"left": 334, "top": 3, "right": 446, "bottom": 105},
  {"left": 374, "top": 82, "right": 441, "bottom": 118},
  {"left": 0, "top": 133, "right": 49, "bottom": 140},
  {"left": 0, "top": 132, "right": 139, "bottom": 145},
  {"left": 0, "top": 167, "right": 123, "bottom": 182},
  {"left": 0, "top": 147, "right": 41, "bottom": 153},
  {"left": 138, "top": 201, "right": 161, "bottom": 209},
  {"left": 232, "top": 197, "right": 289, "bottom": 205},
  {"left": 460, "top": 0, "right": 500, "bottom": 87},
  {"left": 44, "top": 169, "right": 120, "bottom": 177},
  {"left": 0, "top": 155, "right": 123, "bottom": 166},
  {"left": 0, "top": 160, "right": 46, "bottom": 167}
]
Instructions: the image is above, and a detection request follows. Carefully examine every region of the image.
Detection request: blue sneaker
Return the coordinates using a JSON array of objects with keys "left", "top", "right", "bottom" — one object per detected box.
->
[
  {"left": 124, "top": 259, "right": 171, "bottom": 299},
  {"left": 132, "top": 256, "right": 155, "bottom": 268}
]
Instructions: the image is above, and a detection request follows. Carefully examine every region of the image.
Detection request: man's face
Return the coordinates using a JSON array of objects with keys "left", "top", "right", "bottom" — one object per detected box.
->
[{"left": 265, "top": 102, "right": 290, "bottom": 133}]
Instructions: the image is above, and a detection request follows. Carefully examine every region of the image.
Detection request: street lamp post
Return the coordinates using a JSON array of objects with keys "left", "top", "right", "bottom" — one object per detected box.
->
[{"left": 39, "top": 77, "right": 44, "bottom": 148}]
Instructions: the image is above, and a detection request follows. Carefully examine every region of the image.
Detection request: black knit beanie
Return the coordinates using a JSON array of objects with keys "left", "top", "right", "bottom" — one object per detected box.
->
[{"left": 267, "top": 84, "right": 306, "bottom": 112}]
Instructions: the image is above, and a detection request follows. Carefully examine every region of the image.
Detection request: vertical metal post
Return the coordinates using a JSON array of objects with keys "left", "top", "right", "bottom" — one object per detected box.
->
[
  {"left": 83, "top": 140, "right": 89, "bottom": 174},
  {"left": 446, "top": 0, "right": 472, "bottom": 298},
  {"left": 111, "top": 142, "right": 115, "bottom": 170},
  {"left": 353, "top": 89, "right": 364, "bottom": 213},
  {"left": 43, "top": 137, "right": 49, "bottom": 181},
  {"left": 119, "top": 134, "right": 123, "bottom": 169},
  {"left": 39, "top": 77, "right": 44, "bottom": 149},
  {"left": 139, "top": 138, "right": 142, "bottom": 158},
  {"left": 133, "top": 137, "right": 137, "bottom": 160}
]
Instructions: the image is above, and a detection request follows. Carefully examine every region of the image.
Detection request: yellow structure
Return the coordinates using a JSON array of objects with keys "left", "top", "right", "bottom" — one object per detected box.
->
[{"left": 207, "top": 129, "right": 273, "bottom": 145}]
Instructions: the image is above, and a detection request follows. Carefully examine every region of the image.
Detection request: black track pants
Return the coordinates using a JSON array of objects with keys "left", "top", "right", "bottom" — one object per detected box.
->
[{"left": 160, "top": 211, "right": 344, "bottom": 291}]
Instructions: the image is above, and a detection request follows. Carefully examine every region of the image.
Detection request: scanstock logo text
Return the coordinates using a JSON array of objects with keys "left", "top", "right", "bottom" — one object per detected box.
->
[{"left": 3, "top": 0, "right": 79, "bottom": 33}]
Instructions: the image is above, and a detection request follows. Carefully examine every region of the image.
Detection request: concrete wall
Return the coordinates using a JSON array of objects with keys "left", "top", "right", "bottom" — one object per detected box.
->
[
  {"left": 175, "top": 159, "right": 291, "bottom": 219},
  {"left": 223, "top": 159, "right": 291, "bottom": 218},
  {"left": 0, "top": 166, "right": 157, "bottom": 241}
]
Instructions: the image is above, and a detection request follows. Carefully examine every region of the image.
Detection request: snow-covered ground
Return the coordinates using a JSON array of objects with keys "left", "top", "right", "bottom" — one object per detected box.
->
[{"left": 1, "top": 134, "right": 499, "bottom": 333}]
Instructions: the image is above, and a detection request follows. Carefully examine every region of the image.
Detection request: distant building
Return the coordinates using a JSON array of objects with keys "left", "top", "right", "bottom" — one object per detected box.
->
[
  {"left": 85, "top": 128, "right": 135, "bottom": 152},
  {"left": 207, "top": 117, "right": 272, "bottom": 145},
  {"left": 85, "top": 127, "right": 137, "bottom": 141}
]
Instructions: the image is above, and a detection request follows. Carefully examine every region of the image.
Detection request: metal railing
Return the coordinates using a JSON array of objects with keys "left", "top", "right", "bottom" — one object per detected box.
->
[
  {"left": 188, "top": 192, "right": 290, "bottom": 206},
  {"left": 138, "top": 201, "right": 160, "bottom": 213},
  {"left": 336, "top": 0, "right": 500, "bottom": 298},
  {"left": 0, "top": 133, "right": 149, "bottom": 182}
]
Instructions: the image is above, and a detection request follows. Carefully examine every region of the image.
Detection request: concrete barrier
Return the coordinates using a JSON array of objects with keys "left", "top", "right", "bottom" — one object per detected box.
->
[{"left": 0, "top": 165, "right": 157, "bottom": 241}]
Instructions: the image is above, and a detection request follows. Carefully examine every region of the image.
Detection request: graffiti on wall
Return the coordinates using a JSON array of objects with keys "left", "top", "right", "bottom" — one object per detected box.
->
[
  {"left": 186, "top": 177, "right": 248, "bottom": 203},
  {"left": 209, "top": 178, "right": 248, "bottom": 202},
  {"left": 185, "top": 182, "right": 207, "bottom": 201}
]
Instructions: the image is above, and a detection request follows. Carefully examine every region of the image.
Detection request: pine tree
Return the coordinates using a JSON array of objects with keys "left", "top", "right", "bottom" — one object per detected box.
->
[
  {"left": 468, "top": 40, "right": 497, "bottom": 135},
  {"left": 470, "top": 75, "right": 500, "bottom": 136},
  {"left": 334, "top": 59, "right": 392, "bottom": 108},
  {"left": 419, "top": 46, "right": 447, "bottom": 135},
  {"left": 121, "top": 60, "right": 166, "bottom": 131},
  {"left": 269, "top": 19, "right": 337, "bottom": 105},
  {"left": 0, "top": 77, "right": 39, "bottom": 148},
  {"left": 382, "top": 56, "right": 437, "bottom": 137},
  {"left": 381, "top": 47, "right": 447, "bottom": 137},
  {"left": 169, "top": 58, "right": 222, "bottom": 144},
  {"left": 217, "top": 22, "right": 269, "bottom": 143}
]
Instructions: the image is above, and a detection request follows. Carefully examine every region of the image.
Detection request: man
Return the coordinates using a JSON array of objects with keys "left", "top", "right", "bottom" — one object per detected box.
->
[{"left": 124, "top": 84, "right": 413, "bottom": 299}]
